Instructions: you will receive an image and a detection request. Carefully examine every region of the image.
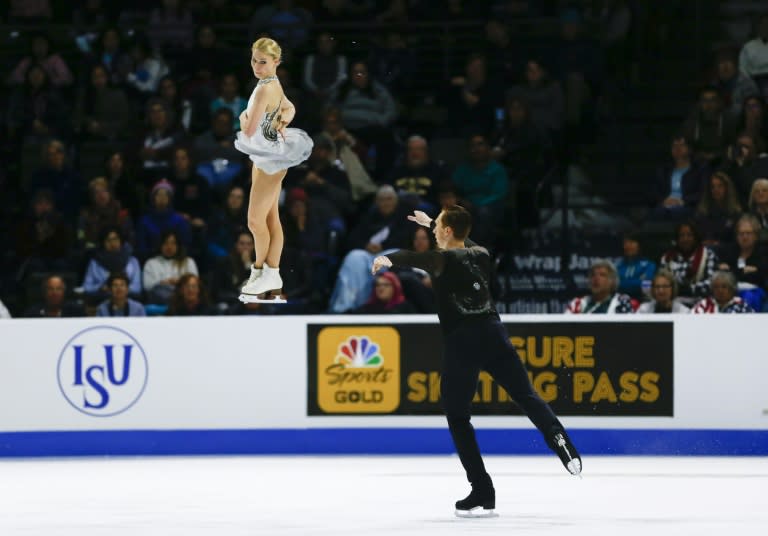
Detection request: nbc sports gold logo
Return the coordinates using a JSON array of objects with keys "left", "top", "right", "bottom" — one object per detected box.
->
[{"left": 316, "top": 327, "right": 400, "bottom": 413}]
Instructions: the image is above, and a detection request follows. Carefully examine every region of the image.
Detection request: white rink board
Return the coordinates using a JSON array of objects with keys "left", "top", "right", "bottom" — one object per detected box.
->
[{"left": 0, "top": 315, "right": 766, "bottom": 432}]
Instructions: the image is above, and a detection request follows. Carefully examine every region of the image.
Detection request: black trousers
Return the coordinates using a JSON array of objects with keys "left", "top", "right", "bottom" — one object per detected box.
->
[{"left": 440, "top": 317, "right": 560, "bottom": 484}]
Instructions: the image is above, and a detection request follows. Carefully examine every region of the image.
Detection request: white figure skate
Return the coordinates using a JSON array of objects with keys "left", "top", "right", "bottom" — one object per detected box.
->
[{"left": 239, "top": 264, "right": 286, "bottom": 304}]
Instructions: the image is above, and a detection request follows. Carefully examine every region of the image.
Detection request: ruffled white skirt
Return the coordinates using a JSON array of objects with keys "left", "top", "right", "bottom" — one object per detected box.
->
[{"left": 234, "top": 128, "right": 313, "bottom": 175}]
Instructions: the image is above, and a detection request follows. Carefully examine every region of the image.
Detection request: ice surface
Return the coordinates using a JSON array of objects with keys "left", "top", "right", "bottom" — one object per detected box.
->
[{"left": 1, "top": 455, "right": 766, "bottom": 535}]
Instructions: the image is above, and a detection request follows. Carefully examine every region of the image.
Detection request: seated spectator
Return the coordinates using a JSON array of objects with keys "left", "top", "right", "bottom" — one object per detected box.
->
[
  {"left": 282, "top": 187, "right": 343, "bottom": 257},
  {"left": 328, "top": 185, "right": 415, "bottom": 312},
  {"left": 210, "top": 231, "right": 254, "bottom": 313},
  {"left": 615, "top": 233, "right": 656, "bottom": 299},
  {"left": 14, "top": 189, "right": 73, "bottom": 281},
  {"left": 660, "top": 221, "right": 718, "bottom": 304},
  {"left": 82, "top": 226, "right": 142, "bottom": 305},
  {"left": 650, "top": 135, "right": 707, "bottom": 218},
  {"left": 80, "top": 27, "right": 131, "bottom": 86},
  {"left": 6, "top": 65, "right": 69, "bottom": 144},
  {"left": 691, "top": 270, "right": 755, "bottom": 313},
  {"left": 7, "top": 32, "right": 73, "bottom": 88},
  {"left": 284, "top": 135, "right": 352, "bottom": 219},
  {"left": 302, "top": 32, "right": 347, "bottom": 105},
  {"left": 748, "top": 178, "right": 768, "bottom": 233},
  {"left": 739, "top": 13, "right": 768, "bottom": 97},
  {"left": 368, "top": 29, "right": 419, "bottom": 100},
  {"left": 719, "top": 131, "right": 768, "bottom": 204},
  {"left": 482, "top": 20, "right": 521, "bottom": 88},
  {"left": 738, "top": 95, "right": 768, "bottom": 143},
  {"left": 564, "top": 259, "right": 634, "bottom": 314},
  {"left": 96, "top": 272, "right": 146, "bottom": 317},
  {"left": 507, "top": 59, "right": 565, "bottom": 137},
  {"left": 210, "top": 73, "right": 248, "bottom": 131},
  {"left": 182, "top": 24, "right": 230, "bottom": 82},
  {"left": 158, "top": 75, "right": 194, "bottom": 133},
  {"left": 207, "top": 184, "right": 248, "bottom": 259},
  {"left": 553, "top": 8, "right": 603, "bottom": 135},
  {"left": 194, "top": 107, "right": 244, "bottom": 192},
  {"left": 23, "top": 274, "right": 85, "bottom": 318},
  {"left": 491, "top": 95, "right": 552, "bottom": 228},
  {"left": 135, "top": 180, "right": 191, "bottom": 260},
  {"left": 636, "top": 269, "right": 691, "bottom": 313},
  {"left": 351, "top": 272, "right": 417, "bottom": 314},
  {"left": 451, "top": 133, "right": 509, "bottom": 246},
  {"left": 166, "top": 273, "right": 216, "bottom": 315},
  {"left": 693, "top": 171, "right": 742, "bottom": 247},
  {"left": 680, "top": 87, "right": 738, "bottom": 163},
  {"left": 77, "top": 177, "right": 134, "bottom": 253},
  {"left": 73, "top": 63, "right": 133, "bottom": 141},
  {"left": 317, "top": 107, "right": 377, "bottom": 204},
  {"left": 717, "top": 214, "right": 768, "bottom": 310},
  {"left": 136, "top": 99, "right": 185, "bottom": 185},
  {"left": 390, "top": 226, "right": 437, "bottom": 314},
  {"left": 142, "top": 229, "right": 199, "bottom": 305},
  {"left": 104, "top": 151, "right": 143, "bottom": 220},
  {"left": 330, "top": 61, "right": 397, "bottom": 175},
  {"left": 281, "top": 187, "right": 344, "bottom": 300},
  {"left": 168, "top": 146, "right": 212, "bottom": 231},
  {"left": 711, "top": 50, "right": 759, "bottom": 120},
  {"left": 440, "top": 53, "right": 500, "bottom": 136},
  {"left": 386, "top": 135, "right": 448, "bottom": 213},
  {"left": 277, "top": 66, "right": 316, "bottom": 131},
  {"left": 28, "top": 139, "right": 82, "bottom": 223},
  {"left": 124, "top": 34, "right": 170, "bottom": 97}
]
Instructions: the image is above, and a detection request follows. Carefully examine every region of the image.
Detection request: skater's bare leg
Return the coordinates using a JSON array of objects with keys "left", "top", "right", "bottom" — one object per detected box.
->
[
  {"left": 265, "top": 179, "right": 284, "bottom": 268},
  {"left": 247, "top": 167, "right": 285, "bottom": 268}
]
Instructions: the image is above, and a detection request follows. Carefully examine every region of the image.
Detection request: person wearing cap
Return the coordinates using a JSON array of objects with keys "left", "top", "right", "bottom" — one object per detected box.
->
[{"left": 135, "top": 179, "right": 191, "bottom": 260}]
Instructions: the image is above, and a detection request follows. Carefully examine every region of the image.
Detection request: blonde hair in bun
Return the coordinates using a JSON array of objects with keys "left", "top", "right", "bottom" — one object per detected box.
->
[{"left": 252, "top": 37, "right": 282, "bottom": 61}]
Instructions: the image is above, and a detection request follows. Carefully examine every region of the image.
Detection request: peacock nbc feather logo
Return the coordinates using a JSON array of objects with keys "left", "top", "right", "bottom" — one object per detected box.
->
[{"left": 334, "top": 336, "right": 383, "bottom": 368}]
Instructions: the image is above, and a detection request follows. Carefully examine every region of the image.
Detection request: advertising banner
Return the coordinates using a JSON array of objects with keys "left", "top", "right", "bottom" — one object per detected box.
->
[{"left": 307, "top": 322, "right": 673, "bottom": 416}]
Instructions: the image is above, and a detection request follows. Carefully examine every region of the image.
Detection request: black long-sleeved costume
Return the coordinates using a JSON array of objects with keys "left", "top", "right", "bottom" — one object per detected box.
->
[
  {"left": 386, "top": 230, "right": 562, "bottom": 486},
  {"left": 386, "top": 236, "right": 496, "bottom": 334}
]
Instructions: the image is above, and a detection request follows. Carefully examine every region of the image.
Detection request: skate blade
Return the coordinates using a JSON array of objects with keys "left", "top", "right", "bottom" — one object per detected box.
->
[
  {"left": 239, "top": 294, "right": 287, "bottom": 304},
  {"left": 567, "top": 459, "right": 582, "bottom": 477},
  {"left": 455, "top": 508, "right": 497, "bottom": 518}
]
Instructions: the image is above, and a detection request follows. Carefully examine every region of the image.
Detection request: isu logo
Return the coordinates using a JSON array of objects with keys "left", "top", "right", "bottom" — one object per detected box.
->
[
  {"left": 317, "top": 327, "right": 400, "bottom": 413},
  {"left": 57, "top": 326, "right": 149, "bottom": 417}
]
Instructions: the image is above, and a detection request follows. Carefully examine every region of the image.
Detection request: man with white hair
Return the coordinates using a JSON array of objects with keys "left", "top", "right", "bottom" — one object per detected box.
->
[
  {"left": 691, "top": 270, "right": 755, "bottom": 313},
  {"left": 565, "top": 259, "right": 634, "bottom": 313},
  {"left": 386, "top": 135, "right": 448, "bottom": 212}
]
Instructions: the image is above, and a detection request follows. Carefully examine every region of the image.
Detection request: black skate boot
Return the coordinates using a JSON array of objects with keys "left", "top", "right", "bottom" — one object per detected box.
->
[
  {"left": 547, "top": 425, "right": 582, "bottom": 476},
  {"left": 454, "top": 475, "right": 496, "bottom": 518}
]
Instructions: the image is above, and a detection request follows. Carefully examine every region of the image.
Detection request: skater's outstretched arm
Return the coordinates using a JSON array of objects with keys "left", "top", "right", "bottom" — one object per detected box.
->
[{"left": 374, "top": 249, "right": 444, "bottom": 276}]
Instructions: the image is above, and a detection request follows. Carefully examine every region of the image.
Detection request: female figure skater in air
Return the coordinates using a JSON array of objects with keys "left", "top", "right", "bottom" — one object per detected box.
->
[{"left": 235, "top": 37, "right": 313, "bottom": 302}]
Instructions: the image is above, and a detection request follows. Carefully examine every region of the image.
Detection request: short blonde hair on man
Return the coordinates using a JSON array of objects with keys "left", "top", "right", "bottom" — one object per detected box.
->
[{"left": 252, "top": 37, "right": 281, "bottom": 60}]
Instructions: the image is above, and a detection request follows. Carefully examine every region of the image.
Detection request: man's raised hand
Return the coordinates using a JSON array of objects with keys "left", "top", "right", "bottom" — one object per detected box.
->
[
  {"left": 407, "top": 210, "right": 432, "bottom": 228},
  {"left": 371, "top": 255, "right": 392, "bottom": 275}
]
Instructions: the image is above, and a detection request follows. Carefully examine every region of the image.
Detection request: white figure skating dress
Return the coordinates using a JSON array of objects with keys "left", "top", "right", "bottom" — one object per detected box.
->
[{"left": 234, "top": 77, "right": 313, "bottom": 174}]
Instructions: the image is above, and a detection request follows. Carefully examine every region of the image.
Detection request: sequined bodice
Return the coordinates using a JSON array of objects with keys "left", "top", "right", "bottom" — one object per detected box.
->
[{"left": 253, "top": 76, "right": 281, "bottom": 143}]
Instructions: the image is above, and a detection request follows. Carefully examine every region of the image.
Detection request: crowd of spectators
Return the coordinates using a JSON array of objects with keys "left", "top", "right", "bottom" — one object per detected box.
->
[{"left": 0, "top": 0, "right": 766, "bottom": 317}]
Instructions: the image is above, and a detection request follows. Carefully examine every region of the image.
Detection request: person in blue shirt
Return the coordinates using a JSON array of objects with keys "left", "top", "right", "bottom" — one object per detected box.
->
[
  {"left": 615, "top": 232, "right": 656, "bottom": 299},
  {"left": 82, "top": 225, "right": 142, "bottom": 304},
  {"left": 96, "top": 272, "right": 146, "bottom": 317},
  {"left": 451, "top": 133, "right": 509, "bottom": 246}
]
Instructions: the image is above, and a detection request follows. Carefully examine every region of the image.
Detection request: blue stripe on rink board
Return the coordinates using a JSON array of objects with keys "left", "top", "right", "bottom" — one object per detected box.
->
[{"left": 0, "top": 429, "right": 766, "bottom": 457}]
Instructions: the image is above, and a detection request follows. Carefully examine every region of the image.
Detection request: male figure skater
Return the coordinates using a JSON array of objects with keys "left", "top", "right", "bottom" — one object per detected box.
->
[{"left": 372, "top": 206, "right": 581, "bottom": 517}]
